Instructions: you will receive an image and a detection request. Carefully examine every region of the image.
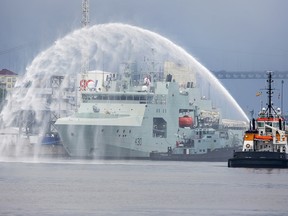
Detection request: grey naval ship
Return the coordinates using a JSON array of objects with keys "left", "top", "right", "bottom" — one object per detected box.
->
[{"left": 55, "top": 62, "right": 247, "bottom": 159}]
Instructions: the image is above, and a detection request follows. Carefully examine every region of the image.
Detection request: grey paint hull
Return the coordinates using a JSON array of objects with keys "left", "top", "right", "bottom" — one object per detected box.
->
[{"left": 55, "top": 123, "right": 176, "bottom": 158}]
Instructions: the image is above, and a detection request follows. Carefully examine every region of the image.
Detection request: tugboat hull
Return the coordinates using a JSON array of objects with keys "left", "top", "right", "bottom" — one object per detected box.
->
[{"left": 228, "top": 152, "right": 288, "bottom": 168}]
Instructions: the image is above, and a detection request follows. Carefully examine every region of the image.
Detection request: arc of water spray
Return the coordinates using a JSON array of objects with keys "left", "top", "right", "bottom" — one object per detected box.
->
[
  {"left": 130, "top": 24, "right": 249, "bottom": 122},
  {"left": 2, "top": 23, "right": 249, "bottom": 130}
]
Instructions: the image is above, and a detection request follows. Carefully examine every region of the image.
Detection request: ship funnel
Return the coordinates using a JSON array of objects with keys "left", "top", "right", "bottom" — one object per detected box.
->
[
  {"left": 252, "top": 118, "right": 256, "bottom": 130},
  {"left": 166, "top": 74, "right": 172, "bottom": 82}
]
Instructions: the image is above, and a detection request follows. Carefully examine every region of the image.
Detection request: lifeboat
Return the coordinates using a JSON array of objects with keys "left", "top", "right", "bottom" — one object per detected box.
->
[
  {"left": 179, "top": 115, "right": 193, "bottom": 128},
  {"left": 254, "top": 134, "right": 273, "bottom": 141}
]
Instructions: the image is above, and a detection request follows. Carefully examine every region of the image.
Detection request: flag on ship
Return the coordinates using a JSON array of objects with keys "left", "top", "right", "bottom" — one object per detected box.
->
[{"left": 256, "top": 91, "right": 262, "bottom": 96}]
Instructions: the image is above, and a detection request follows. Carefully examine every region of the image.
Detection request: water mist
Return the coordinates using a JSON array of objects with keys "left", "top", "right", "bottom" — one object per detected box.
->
[{"left": 0, "top": 23, "right": 248, "bottom": 159}]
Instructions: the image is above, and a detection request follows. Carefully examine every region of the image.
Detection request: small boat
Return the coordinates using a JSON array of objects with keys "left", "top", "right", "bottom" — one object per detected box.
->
[
  {"left": 149, "top": 125, "right": 243, "bottom": 162},
  {"left": 40, "top": 132, "right": 62, "bottom": 145},
  {"left": 228, "top": 71, "right": 288, "bottom": 168}
]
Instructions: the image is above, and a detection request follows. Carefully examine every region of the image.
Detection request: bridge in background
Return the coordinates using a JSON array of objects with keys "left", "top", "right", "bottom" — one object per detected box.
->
[{"left": 212, "top": 71, "right": 288, "bottom": 79}]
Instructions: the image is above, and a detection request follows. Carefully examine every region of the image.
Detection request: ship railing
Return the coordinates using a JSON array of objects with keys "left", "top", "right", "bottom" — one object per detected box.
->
[{"left": 265, "top": 124, "right": 287, "bottom": 144}]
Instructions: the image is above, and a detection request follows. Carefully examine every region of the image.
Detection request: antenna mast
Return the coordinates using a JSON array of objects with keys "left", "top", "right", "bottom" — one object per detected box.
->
[
  {"left": 81, "top": 0, "right": 90, "bottom": 81},
  {"left": 81, "top": 0, "right": 89, "bottom": 28},
  {"left": 265, "top": 71, "right": 277, "bottom": 117}
]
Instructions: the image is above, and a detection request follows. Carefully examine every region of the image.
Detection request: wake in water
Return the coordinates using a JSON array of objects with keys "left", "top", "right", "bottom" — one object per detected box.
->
[{"left": 0, "top": 23, "right": 248, "bottom": 157}]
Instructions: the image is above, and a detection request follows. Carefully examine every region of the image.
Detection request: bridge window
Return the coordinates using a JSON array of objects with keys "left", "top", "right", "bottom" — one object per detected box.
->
[
  {"left": 82, "top": 93, "right": 154, "bottom": 103},
  {"left": 272, "top": 122, "right": 279, "bottom": 128}
]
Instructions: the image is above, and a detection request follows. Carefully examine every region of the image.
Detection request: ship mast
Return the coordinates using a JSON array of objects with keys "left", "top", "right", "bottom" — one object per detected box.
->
[
  {"left": 81, "top": 0, "right": 89, "bottom": 28},
  {"left": 81, "top": 0, "right": 90, "bottom": 79},
  {"left": 74, "top": 0, "right": 90, "bottom": 108},
  {"left": 266, "top": 71, "right": 276, "bottom": 117}
]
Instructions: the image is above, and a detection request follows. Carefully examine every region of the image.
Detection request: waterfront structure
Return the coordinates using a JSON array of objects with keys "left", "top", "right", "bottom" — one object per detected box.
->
[{"left": 0, "top": 69, "right": 18, "bottom": 91}]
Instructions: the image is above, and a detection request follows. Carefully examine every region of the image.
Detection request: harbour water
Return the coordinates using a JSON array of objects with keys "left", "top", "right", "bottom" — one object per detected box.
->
[{"left": 0, "top": 158, "right": 287, "bottom": 215}]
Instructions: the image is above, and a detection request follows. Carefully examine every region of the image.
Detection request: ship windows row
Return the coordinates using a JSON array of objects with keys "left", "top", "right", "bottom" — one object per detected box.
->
[{"left": 82, "top": 93, "right": 155, "bottom": 103}]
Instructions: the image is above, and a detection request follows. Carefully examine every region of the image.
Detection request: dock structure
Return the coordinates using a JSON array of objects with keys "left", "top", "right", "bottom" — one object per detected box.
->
[{"left": 213, "top": 71, "right": 288, "bottom": 79}]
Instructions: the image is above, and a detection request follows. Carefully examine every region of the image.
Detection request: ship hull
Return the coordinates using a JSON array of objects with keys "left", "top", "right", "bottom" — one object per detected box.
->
[
  {"left": 55, "top": 124, "right": 172, "bottom": 159},
  {"left": 56, "top": 122, "right": 242, "bottom": 160},
  {"left": 228, "top": 152, "right": 288, "bottom": 168},
  {"left": 150, "top": 147, "right": 240, "bottom": 162}
]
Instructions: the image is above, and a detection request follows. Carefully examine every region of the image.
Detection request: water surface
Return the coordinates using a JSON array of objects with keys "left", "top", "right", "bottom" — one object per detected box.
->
[{"left": 0, "top": 158, "right": 287, "bottom": 215}]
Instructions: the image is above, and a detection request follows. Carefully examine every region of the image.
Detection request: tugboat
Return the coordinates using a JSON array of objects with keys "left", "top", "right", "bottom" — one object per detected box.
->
[{"left": 228, "top": 71, "right": 288, "bottom": 168}]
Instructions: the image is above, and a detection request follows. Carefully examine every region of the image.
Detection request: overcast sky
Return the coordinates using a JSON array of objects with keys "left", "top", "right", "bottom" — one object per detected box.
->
[{"left": 1, "top": 0, "right": 288, "bottom": 114}]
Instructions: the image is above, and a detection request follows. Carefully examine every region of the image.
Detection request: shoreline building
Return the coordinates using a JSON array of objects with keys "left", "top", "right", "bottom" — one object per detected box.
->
[
  {"left": 0, "top": 69, "right": 18, "bottom": 107},
  {"left": 0, "top": 69, "right": 18, "bottom": 91}
]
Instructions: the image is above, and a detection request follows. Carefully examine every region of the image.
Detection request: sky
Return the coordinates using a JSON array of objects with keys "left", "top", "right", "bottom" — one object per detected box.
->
[{"left": 1, "top": 0, "right": 288, "bottom": 115}]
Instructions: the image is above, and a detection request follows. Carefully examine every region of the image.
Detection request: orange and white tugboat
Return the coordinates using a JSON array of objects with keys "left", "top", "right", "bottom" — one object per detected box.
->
[{"left": 228, "top": 71, "right": 288, "bottom": 168}]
